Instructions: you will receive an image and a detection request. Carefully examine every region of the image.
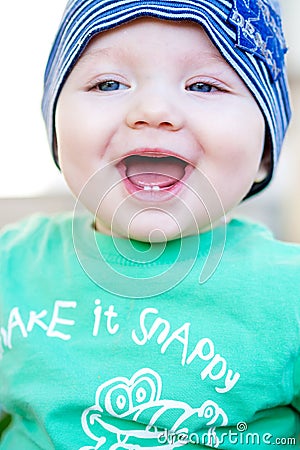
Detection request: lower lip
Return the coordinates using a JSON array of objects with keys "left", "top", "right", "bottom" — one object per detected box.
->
[{"left": 117, "top": 163, "right": 194, "bottom": 202}]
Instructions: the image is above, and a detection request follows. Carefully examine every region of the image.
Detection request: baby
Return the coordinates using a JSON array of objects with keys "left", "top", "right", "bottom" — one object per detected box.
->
[{"left": 0, "top": 0, "right": 299, "bottom": 448}]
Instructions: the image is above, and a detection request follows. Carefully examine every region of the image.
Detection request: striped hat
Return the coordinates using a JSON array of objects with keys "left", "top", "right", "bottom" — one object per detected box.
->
[{"left": 42, "top": 0, "right": 291, "bottom": 197}]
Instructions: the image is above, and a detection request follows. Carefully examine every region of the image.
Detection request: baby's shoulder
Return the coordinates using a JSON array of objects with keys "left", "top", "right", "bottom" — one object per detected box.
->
[
  {"left": 229, "top": 218, "right": 300, "bottom": 269},
  {"left": 0, "top": 213, "right": 74, "bottom": 255}
]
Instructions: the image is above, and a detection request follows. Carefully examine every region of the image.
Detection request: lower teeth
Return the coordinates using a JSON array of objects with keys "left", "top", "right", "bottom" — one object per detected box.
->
[{"left": 143, "top": 185, "right": 161, "bottom": 191}]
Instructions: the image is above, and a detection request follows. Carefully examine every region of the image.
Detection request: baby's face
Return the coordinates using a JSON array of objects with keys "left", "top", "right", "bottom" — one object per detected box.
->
[{"left": 55, "top": 18, "right": 265, "bottom": 242}]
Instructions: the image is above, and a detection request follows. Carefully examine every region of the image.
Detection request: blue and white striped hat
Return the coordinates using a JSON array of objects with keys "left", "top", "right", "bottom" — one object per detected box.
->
[{"left": 42, "top": 0, "right": 291, "bottom": 197}]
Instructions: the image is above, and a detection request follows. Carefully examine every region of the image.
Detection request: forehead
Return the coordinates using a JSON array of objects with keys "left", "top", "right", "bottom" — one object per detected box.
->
[{"left": 76, "top": 17, "right": 229, "bottom": 67}]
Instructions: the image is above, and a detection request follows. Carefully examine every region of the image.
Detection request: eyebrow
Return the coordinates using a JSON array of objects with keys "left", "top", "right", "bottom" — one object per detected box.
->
[
  {"left": 76, "top": 45, "right": 231, "bottom": 77},
  {"left": 76, "top": 46, "right": 129, "bottom": 66},
  {"left": 180, "top": 50, "right": 229, "bottom": 67}
]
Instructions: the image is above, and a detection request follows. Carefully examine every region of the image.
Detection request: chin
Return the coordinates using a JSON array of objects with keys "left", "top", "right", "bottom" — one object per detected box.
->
[
  {"left": 126, "top": 226, "right": 175, "bottom": 243},
  {"left": 133, "top": 210, "right": 175, "bottom": 241},
  {"left": 126, "top": 215, "right": 198, "bottom": 243}
]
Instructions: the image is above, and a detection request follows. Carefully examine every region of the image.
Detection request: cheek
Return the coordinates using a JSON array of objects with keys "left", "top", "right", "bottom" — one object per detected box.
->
[
  {"left": 204, "top": 102, "right": 265, "bottom": 168},
  {"left": 55, "top": 93, "right": 124, "bottom": 173},
  {"left": 56, "top": 99, "right": 92, "bottom": 156},
  {"left": 192, "top": 102, "right": 265, "bottom": 206},
  {"left": 55, "top": 100, "right": 111, "bottom": 189}
]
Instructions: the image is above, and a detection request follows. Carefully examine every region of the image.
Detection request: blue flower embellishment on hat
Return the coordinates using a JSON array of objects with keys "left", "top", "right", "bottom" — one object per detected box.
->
[{"left": 229, "top": 0, "right": 287, "bottom": 81}]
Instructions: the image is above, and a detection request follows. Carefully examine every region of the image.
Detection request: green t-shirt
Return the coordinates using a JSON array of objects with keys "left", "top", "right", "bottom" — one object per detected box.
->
[{"left": 0, "top": 213, "right": 299, "bottom": 449}]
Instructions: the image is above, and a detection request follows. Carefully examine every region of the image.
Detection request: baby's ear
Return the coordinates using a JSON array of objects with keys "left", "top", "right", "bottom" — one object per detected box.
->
[
  {"left": 255, "top": 156, "right": 270, "bottom": 183},
  {"left": 255, "top": 132, "right": 272, "bottom": 184},
  {"left": 52, "top": 133, "right": 61, "bottom": 170}
]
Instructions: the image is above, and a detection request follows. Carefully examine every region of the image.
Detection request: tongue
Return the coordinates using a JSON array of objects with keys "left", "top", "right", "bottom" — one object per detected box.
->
[{"left": 125, "top": 155, "right": 186, "bottom": 188}]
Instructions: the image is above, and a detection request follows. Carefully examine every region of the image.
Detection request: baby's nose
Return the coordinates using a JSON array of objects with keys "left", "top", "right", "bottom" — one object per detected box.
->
[{"left": 125, "top": 88, "right": 184, "bottom": 131}]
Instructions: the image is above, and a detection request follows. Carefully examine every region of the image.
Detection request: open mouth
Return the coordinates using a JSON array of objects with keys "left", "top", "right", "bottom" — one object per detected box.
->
[{"left": 117, "top": 151, "right": 193, "bottom": 200}]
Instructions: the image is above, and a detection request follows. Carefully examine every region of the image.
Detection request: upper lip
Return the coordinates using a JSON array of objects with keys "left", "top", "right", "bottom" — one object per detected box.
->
[{"left": 116, "top": 147, "right": 194, "bottom": 166}]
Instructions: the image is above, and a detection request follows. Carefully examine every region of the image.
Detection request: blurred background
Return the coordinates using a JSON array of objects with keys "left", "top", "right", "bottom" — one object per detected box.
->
[{"left": 0, "top": 0, "right": 299, "bottom": 242}]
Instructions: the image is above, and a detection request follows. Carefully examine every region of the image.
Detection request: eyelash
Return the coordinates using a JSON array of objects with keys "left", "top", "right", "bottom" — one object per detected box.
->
[
  {"left": 91, "top": 79, "right": 129, "bottom": 92},
  {"left": 89, "top": 78, "right": 226, "bottom": 94},
  {"left": 185, "top": 80, "right": 225, "bottom": 93}
]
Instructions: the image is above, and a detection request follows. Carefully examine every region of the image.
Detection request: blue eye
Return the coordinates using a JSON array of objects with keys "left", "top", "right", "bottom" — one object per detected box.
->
[
  {"left": 187, "top": 82, "right": 215, "bottom": 93},
  {"left": 96, "top": 80, "right": 128, "bottom": 91}
]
